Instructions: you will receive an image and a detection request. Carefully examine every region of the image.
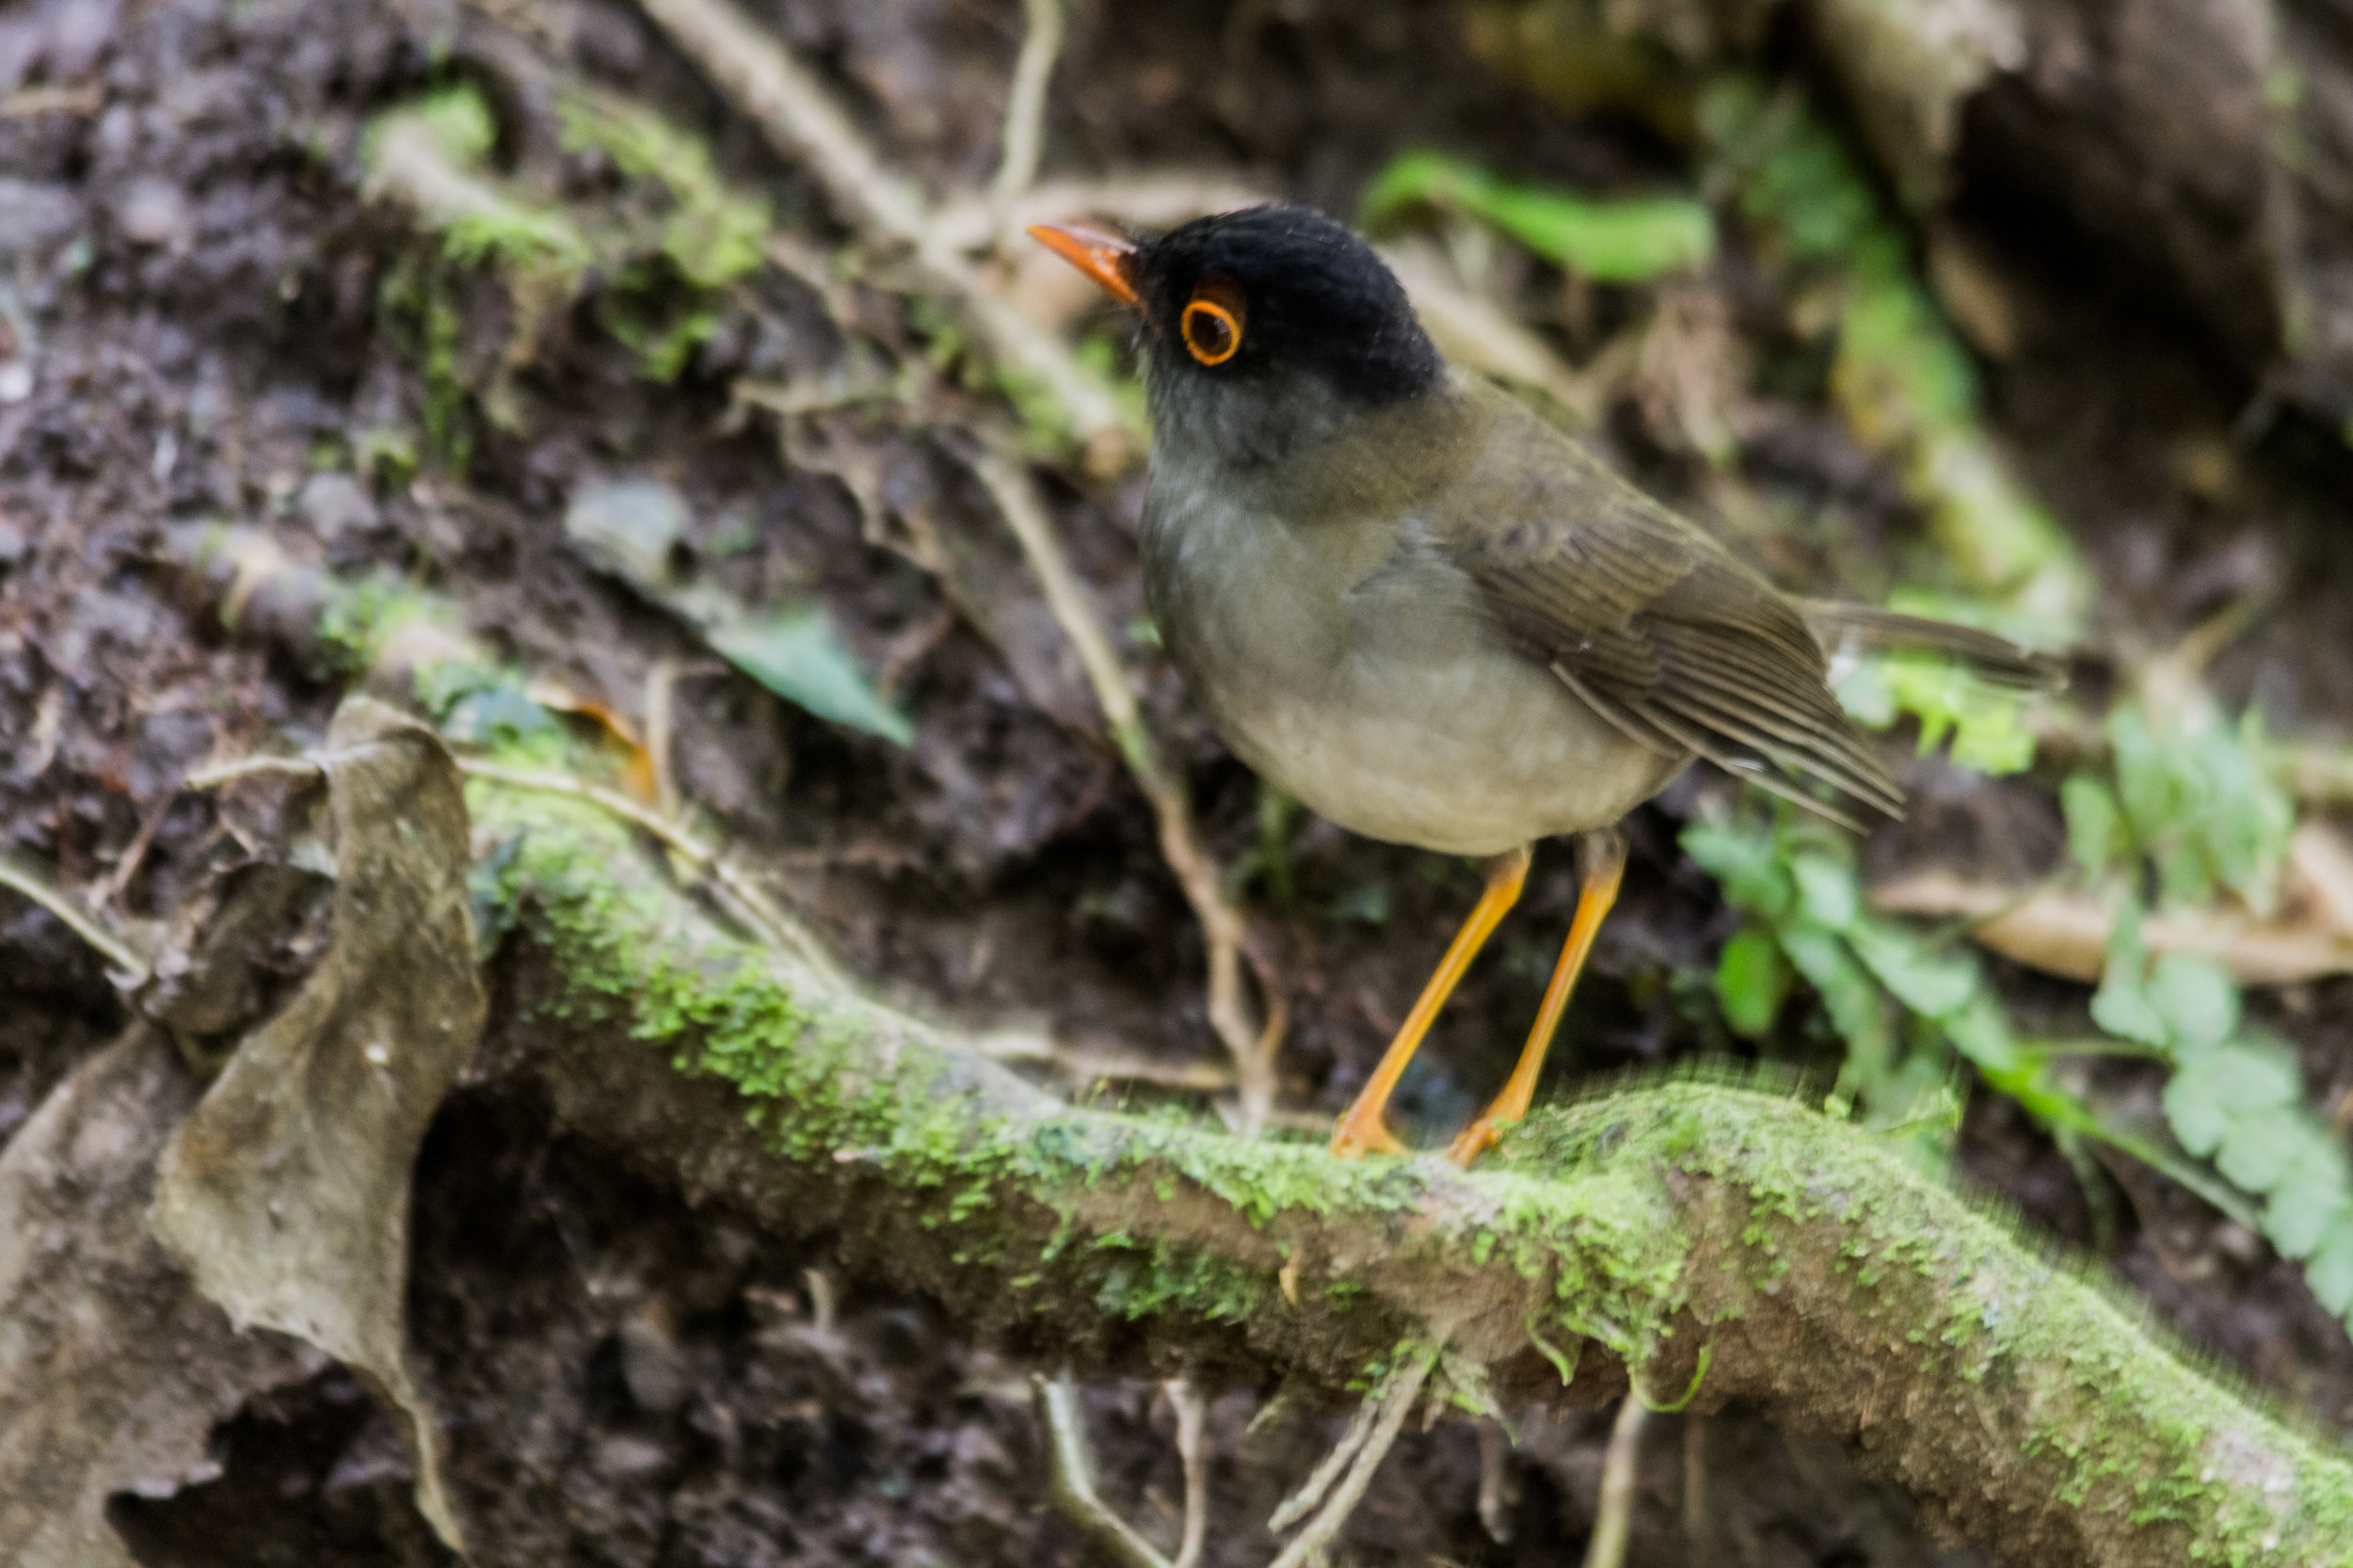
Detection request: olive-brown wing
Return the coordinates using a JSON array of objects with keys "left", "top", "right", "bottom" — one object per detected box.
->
[{"left": 1444, "top": 442, "right": 1903, "bottom": 828}]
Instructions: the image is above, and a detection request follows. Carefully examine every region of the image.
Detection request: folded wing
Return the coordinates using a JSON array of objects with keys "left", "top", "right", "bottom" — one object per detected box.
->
[{"left": 1447, "top": 427, "right": 1910, "bottom": 830}]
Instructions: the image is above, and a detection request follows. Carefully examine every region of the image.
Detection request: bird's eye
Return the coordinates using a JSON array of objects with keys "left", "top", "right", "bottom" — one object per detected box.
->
[{"left": 1180, "top": 279, "right": 1245, "bottom": 367}]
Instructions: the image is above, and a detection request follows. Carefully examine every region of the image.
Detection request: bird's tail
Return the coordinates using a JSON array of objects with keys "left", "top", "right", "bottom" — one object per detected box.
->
[{"left": 1795, "top": 600, "right": 2066, "bottom": 691}]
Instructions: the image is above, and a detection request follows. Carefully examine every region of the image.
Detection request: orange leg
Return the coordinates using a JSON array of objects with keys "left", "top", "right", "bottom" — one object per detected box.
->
[
  {"left": 1330, "top": 845, "right": 1531, "bottom": 1159},
  {"left": 1447, "top": 829, "right": 1626, "bottom": 1167}
]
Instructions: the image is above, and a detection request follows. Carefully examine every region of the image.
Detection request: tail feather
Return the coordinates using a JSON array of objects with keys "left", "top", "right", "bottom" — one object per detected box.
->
[{"left": 1795, "top": 600, "right": 2066, "bottom": 692}]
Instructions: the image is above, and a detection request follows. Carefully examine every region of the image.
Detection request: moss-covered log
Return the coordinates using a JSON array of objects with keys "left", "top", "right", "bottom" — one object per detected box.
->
[{"left": 469, "top": 784, "right": 2353, "bottom": 1568}]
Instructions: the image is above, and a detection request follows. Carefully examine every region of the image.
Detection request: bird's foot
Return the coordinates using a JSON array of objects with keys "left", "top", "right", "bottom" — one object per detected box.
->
[
  {"left": 1445, "top": 1114, "right": 1516, "bottom": 1168},
  {"left": 1329, "top": 1111, "right": 1407, "bottom": 1160}
]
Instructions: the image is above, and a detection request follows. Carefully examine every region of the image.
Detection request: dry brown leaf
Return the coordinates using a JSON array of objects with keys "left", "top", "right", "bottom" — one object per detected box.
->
[
  {"left": 0, "top": 1029, "right": 328, "bottom": 1568},
  {"left": 1870, "top": 855, "right": 2353, "bottom": 986},
  {"left": 526, "top": 678, "right": 660, "bottom": 803},
  {"left": 2289, "top": 819, "right": 2353, "bottom": 934},
  {"left": 151, "top": 696, "right": 485, "bottom": 1554}
]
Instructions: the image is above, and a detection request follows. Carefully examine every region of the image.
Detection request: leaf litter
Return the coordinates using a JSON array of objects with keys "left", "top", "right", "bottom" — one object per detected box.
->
[
  {"left": 0, "top": 698, "right": 485, "bottom": 1562},
  {"left": 152, "top": 697, "right": 485, "bottom": 1552}
]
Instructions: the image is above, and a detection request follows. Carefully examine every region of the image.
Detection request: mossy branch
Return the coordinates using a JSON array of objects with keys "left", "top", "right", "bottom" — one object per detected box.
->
[{"left": 469, "top": 785, "right": 2353, "bottom": 1568}]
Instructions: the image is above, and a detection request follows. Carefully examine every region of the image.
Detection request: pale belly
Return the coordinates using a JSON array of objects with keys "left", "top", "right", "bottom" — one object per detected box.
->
[
  {"left": 1145, "top": 486, "right": 1687, "bottom": 857},
  {"left": 1201, "top": 636, "right": 1684, "bottom": 855}
]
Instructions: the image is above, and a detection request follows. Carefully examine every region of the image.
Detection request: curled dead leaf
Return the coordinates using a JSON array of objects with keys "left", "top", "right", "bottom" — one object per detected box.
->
[
  {"left": 1870, "top": 822, "right": 2353, "bottom": 985},
  {"left": 0, "top": 1031, "right": 328, "bottom": 1568},
  {"left": 150, "top": 696, "right": 485, "bottom": 1554}
]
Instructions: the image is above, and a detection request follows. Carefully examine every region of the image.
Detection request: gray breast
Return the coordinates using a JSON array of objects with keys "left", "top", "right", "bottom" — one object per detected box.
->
[{"left": 1141, "top": 463, "right": 1686, "bottom": 857}]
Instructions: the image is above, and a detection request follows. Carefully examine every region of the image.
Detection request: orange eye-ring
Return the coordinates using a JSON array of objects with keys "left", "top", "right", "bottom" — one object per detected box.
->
[{"left": 1180, "top": 280, "right": 1244, "bottom": 366}]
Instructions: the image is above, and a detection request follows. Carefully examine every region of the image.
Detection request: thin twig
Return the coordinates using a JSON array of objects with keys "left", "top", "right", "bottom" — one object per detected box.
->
[
  {"left": 643, "top": 656, "right": 689, "bottom": 824},
  {"left": 933, "top": 173, "right": 1274, "bottom": 253},
  {"left": 1056, "top": 1050, "right": 1236, "bottom": 1091},
  {"left": 988, "top": 0, "right": 1065, "bottom": 255},
  {"left": 184, "top": 753, "right": 326, "bottom": 789},
  {"left": 1681, "top": 1414, "right": 1710, "bottom": 1567},
  {"left": 802, "top": 1267, "right": 837, "bottom": 1335},
  {"left": 1583, "top": 1396, "right": 1650, "bottom": 1568},
  {"left": 968, "top": 451, "right": 1281, "bottom": 1134},
  {"left": 1165, "top": 1379, "right": 1209, "bottom": 1568},
  {"left": 0, "top": 83, "right": 104, "bottom": 120},
  {"left": 1266, "top": 1394, "right": 1379, "bottom": 1534},
  {"left": 457, "top": 760, "right": 844, "bottom": 988},
  {"left": 1476, "top": 1417, "right": 1516, "bottom": 1544},
  {"left": 0, "top": 854, "right": 149, "bottom": 982},
  {"left": 631, "top": 0, "right": 1140, "bottom": 472},
  {"left": 1037, "top": 1374, "right": 1176, "bottom": 1568},
  {"left": 1266, "top": 1339, "right": 1441, "bottom": 1568}
]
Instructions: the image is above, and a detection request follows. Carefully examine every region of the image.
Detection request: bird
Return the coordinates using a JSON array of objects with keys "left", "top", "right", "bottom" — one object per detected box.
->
[{"left": 1029, "top": 205, "right": 2057, "bottom": 1166}]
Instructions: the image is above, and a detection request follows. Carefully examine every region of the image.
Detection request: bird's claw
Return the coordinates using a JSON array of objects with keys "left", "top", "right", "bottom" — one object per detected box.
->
[
  {"left": 1329, "top": 1112, "right": 1407, "bottom": 1160},
  {"left": 1445, "top": 1115, "right": 1513, "bottom": 1167}
]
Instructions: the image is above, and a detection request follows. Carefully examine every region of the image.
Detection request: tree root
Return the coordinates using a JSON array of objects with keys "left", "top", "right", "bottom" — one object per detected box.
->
[
  {"left": 464, "top": 785, "right": 2353, "bottom": 1568},
  {"left": 1582, "top": 1398, "right": 1648, "bottom": 1568},
  {"left": 1263, "top": 1341, "right": 1439, "bottom": 1568},
  {"left": 1038, "top": 1372, "right": 1181, "bottom": 1568}
]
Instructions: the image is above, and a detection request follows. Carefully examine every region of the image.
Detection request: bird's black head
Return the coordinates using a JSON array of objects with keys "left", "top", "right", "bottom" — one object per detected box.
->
[
  {"left": 1031, "top": 205, "right": 1444, "bottom": 464},
  {"left": 1128, "top": 205, "right": 1440, "bottom": 404}
]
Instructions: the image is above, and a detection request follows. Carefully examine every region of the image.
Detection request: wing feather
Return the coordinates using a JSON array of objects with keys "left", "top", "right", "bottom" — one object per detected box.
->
[{"left": 1443, "top": 393, "right": 1905, "bottom": 824}]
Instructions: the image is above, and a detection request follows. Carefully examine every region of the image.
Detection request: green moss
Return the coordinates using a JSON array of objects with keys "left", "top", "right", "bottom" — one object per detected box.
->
[
  {"left": 1499, "top": 1081, "right": 2353, "bottom": 1564},
  {"left": 462, "top": 788, "right": 1699, "bottom": 1361},
  {"left": 373, "top": 250, "right": 477, "bottom": 467},
  {"left": 554, "top": 89, "right": 771, "bottom": 383},
  {"left": 433, "top": 661, "right": 2353, "bottom": 1560},
  {"left": 556, "top": 91, "right": 768, "bottom": 293},
  {"left": 370, "top": 87, "right": 592, "bottom": 279},
  {"left": 315, "top": 574, "right": 451, "bottom": 675}
]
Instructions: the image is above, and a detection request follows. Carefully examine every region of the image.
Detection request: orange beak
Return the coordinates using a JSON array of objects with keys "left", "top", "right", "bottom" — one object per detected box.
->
[{"left": 1026, "top": 222, "right": 1143, "bottom": 311}]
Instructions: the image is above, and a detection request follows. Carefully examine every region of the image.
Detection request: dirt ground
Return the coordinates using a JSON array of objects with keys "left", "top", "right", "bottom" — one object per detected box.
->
[{"left": 6, "top": 0, "right": 2353, "bottom": 1562}]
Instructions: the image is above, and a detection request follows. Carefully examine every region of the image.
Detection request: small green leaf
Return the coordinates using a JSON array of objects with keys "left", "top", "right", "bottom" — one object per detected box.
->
[
  {"left": 565, "top": 476, "right": 690, "bottom": 591},
  {"left": 2265, "top": 1149, "right": 2351, "bottom": 1258},
  {"left": 413, "top": 664, "right": 559, "bottom": 748},
  {"left": 2217, "top": 1107, "right": 2307, "bottom": 1193},
  {"left": 2154, "top": 842, "right": 2216, "bottom": 910},
  {"left": 1848, "top": 922, "right": 1976, "bottom": 1019},
  {"left": 2089, "top": 980, "right": 2166, "bottom": 1047},
  {"left": 2307, "top": 1224, "right": 2353, "bottom": 1317},
  {"left": 710, "top": 610, "right": 915, "bottom": 745},
  {"left": 2163, "top": 1040, "right": 2302, "bottom": 1157},
  {"left": 2218, "top": 708, "right": 2294, "bottom": 906},
  {"left": 1681, "top": 820, "right": 1792, "bottom": 919},
  {"left": 2147, "top": 955, "right": 2239, "bottom": 1056},
  {"left": 2107, "top": 706, "right": 2175, "bottom": 847},
  {"left": 1836, "top": 653, "right": 2037, "bottom": 776},
  {"left": 2089, "top": 897, "right": 2167, "bottom": 1047},
  {"left": 445, "top": 681, "right": 561, "bottom": 748},
  {"left": 1780, "top": 924, "right": 1890, "bottom": 1069},
  {"left": 1940, "top": 990, "right": 2020, "bottom": 1073},
  {"left": 2159, "top": 1072, "right": 2232, "bottom": 1159},
  {"left": 1833, "top": 662, "right": 1895, "bottom": 728},
  {"left": 1715, "top": 924, "right": 1791, "bottom": 1038},
  {"left": 2099, "top": 699, "right": 2293, "bottom": 914},
  {"left": 1791, "top": 854, "right": 1860, "bottom": 931},
  {"left": 2061, "top": 775, "right": 2122, "bottom": 880},
  {"left": 1360, "top": 150, "right": 1715, "bottom": 282},
  {"left": 2214, "top": 1039, "right": 2305, "bottom": 1110},
  {"left": 399, "top": 85, "right": 498, "bottom": 166}
]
